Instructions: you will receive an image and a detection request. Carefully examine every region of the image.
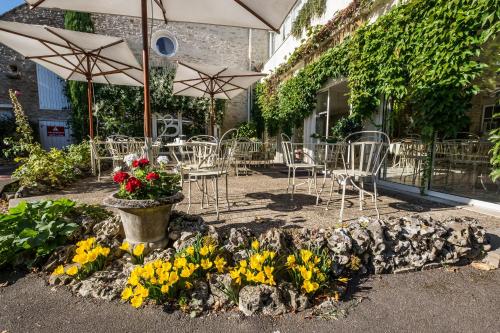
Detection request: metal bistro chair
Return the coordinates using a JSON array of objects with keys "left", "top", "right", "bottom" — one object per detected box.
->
[
  {"left": 233, "top": 138, "right": 254, "bottom": 176},
  {"left": 90, "top": 140, "right": 113, "bottom": 181},
  {"left": 329, "top": 131, "right": 390, "bottom": 221},
  {"left": 186, "top": 129, "right": 237, "bottom": 220},
  {"left": 281, "top": 134, "right": 324, "bottom": 201}
]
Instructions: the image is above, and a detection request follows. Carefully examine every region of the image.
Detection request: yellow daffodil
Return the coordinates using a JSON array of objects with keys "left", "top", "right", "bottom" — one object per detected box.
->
[
  {"left": 214, "top": 256, "right": 226, "bottom": 273},
  {"left": 133, "top": 244, "right": 145, "bottom": 257},
  {"left": 337, "top": 277, "right": 349, "bottom": 283},
  {"left": 255, "top": 271, "right": 266, "bottom": 284},
  {"left": 185, "top": 281, "right": 193, "bottom": 289},
  {"left": 72, "top": 253, "right": 88, "bottom": 265},
  {"left": 300, "top": 249, "right": 313, "bottom": 263},
  {"left": 174, "top": 257, "right": 187, "bottom": 269},
  {"left": 263, "top": 266, "right": 274, "bottom": 279},
  {"left": 119, "top": 241, "right": 130, "bottom": 252},
  {"left": 134, "top": 285, "right": 149, "bottom": 298},
  {"left": 66, "top": 265, "right": 79, "bottom": 276},
  {"left": 251, "top": 240, "right": 259, "bottom": 251},
  {"left": 121, "top": 287, "right": 133, "bottom": 300},
  {"left": 239, "top": 259, "right": 247, "bottom": 268},
  {"left": 99, "top": 247, "right": 110, "bottom": 257},
  {"left": 186, "top": 246, "right": 195, "bottom": 256},
  {"left": 286, "top": 255, "right": 296, "bottom": 266},
  {"left": 199, "top": 246, "right": 209, "bottom": 256},
  {"left": 130, "top": 295, "right": 143, "bottom": 308},
  {"left": 314, "top": 256, "right": 321, "bottom": 264},
  {"left": 87, "top": 251, "right": 98, "bottom": 263},
  {"left": 201, "top": 259, "right": 213, "bottom": 270},
  {"left": 230, "top": 269, "right": 241, "bottom": 284},
  {"left": 267, "top": 276, "right": 276, "bottom": 286},
  {"left": 168, "top": 271, "right": 179, "bottom": 285},
  {"left": 302, "top": 280, "right": 319, "bottom": 294},
  {"left": 161, "top": 284, "right": 170, "bottom": 294},
  {"left": 153, "top": 260, "right": 163, "bottom": 269},
  {"left": 162, "top": 262, "right": 172, "bottom": 271},
  {"left": 208, "top": 244, "right": 216, "bottom": 254},
  {"left": 300, "top": 267, "right": 312, "bottom": 281},
  {"left": 128, "top": 274, "right": 140, "bottom": 286},
  {"left": 52, "top": 265, "right": 65, "bottom": 276}
]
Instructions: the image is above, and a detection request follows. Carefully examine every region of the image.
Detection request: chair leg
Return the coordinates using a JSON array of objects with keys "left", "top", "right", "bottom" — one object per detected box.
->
[
  {"left": 359, "top": 178, "right": 364, "bottom": 211},
  {"left": 339, "top": 179, "right": 347, "bottom": 222},
  {"left": 187, "top": 176, "right": 192, "bottom": 214},
  {"left": 97, "top": 160, "right": 101, "bottom": 182},
  {"left": 314, "top": 169, "right": 320, "bottom": 205},
  {"left": 214, "top": 176, "right": 220, "bottom": 220},
  {"left": 225, "top": 173, "right": 230, "bottom": 211},
  {"left": 326, "top": 174, "right": 335, "bottom": 210},
  {"left": 373, "top": 180, "right": 380, "bottom": 219},
  {"left": 201, "top": 176, "right": 206, "bottom": 209},
  {"left": 291, "top": 168, "right": 296, "bottom": 201},
  {"left": 286, "top": 167, "right": 291, "bottom": 194}
]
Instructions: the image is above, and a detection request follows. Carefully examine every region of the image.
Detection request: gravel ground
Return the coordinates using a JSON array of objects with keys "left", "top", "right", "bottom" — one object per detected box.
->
[{"left": 0, "top": 266, "right": 499, "bottom": 333}]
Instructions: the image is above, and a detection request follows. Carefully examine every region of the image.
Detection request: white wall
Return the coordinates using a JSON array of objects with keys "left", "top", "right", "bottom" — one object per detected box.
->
[{"left": 263, "top": 0, "right": 352, "bottom": 74}]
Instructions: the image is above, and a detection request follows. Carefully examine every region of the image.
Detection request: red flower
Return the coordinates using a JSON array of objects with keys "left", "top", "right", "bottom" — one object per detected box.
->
[
  {"left": 146, "top": 172, "right": 160, "bottom": 181},
  {"left": 113, "top": 171, "right": 129, "bottom": 184},
  {"left": 132, "top": 158, "right": 150, "bottom": 168},
  {"left": 125, "top": 177, "right": 142, "bottom": 193}
]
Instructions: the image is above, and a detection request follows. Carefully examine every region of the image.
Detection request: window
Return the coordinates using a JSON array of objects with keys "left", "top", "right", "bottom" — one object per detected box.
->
[
  {"left": 36, "top": 65, "right": 70, "bottom": 110},
  {"left": 482, "top": 104, "right": 500, "bottom": 132},
  {"left": 151, "top": 31, "right": 178, "bottom": 57}
]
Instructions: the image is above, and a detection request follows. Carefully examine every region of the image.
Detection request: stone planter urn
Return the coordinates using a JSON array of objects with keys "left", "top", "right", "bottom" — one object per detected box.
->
[{"left": 104, "top": 192, "right": 184, "bottom": 250}]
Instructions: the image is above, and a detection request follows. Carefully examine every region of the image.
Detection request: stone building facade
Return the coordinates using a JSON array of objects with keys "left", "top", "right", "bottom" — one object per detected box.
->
[{"left": 0, "top": 4, "right": 269, "bottom": 144}]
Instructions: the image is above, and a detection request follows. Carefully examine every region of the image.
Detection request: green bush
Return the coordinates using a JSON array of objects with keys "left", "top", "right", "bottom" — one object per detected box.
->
[
  {"left": 0, "top": 199, "right": 79, "bottom": 268},
  {"left": 490, "top": 110, "right": 500, "bottom": 182},
  {"left": 13, "top": 142, "right": 91, "bottom": 189},
  {"left": 236, "top": 122, "right": 258, "bottom": 139}
]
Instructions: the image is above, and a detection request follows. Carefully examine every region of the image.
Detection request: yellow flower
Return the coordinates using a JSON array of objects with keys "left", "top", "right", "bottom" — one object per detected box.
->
[
  {"left": 87, "top": 251, "right": 98, "bottom": 263},
  {"left": 300, "top": 249, "right": 313, "bottom": 263},
  {"left": 119, "top": 241, "right": 130, "bottom": 252},
  {"left": 162, "top": 261, "right": 172, "bottom": 271},
  {"left": 128, "top": 274, "right": 139, "bottom": 286},
  {"left": 134, "top": 285, "right": 149, "bottom": 298},
  {"left": 254, "top": 271, "right": 266, "bottom": 284},
  {"left": 199, "top": 246, "right": 209, "bottom": 256},
  {"left": 249, "top": 255, "right": 262, "bottom": 271},
  {"left": 201, "top": 259, "right": 213, "bottom": 270},
  {"left": 161, "top": 284, "right": 170, "bottom": 294},
  {"left": 245, "top": 271, "right": 255, "bottom": 282},
  {"left": 130, "top": 295, "right": 143, "bottom": 308},
  {"left": 174, "top": 257, "right": 187, "bottom": 269},
  {"left": 337, "top": 277, "right": 349, "bottom": 284},
  {"left": 121, "top": 287, "right": 133, "bottom": 300},
  {"left": 313, "top": 256, "right": 321, "bottom": 264},
  {"left": 66, "top": 265, "right": 79, "bottom": 276},
  {"left": 133, "top": 244, "right": 145, "bottom": 257},
  {"left": 230, "top": 269, "right": 241, "bottom": 284},
  {"left": 239, "top": 259, "right": 247, "bottom": 268},
  {"left": 185, "top": 281, "right": 193, "bottom": 289},
  {"left": 52, "top": 265, "right": 65, "bottom": 276},
  {"left": 75, "top": 246, "right": 87, "bottom": 255},
  {"left": 99, "top": 247, "right": 110, "bottom": 257},
  {"left": 214, "top": 256, "right": 226, "bottom": 273},
  {"left": 251, "top": 240, "right": 259, "bottom": 251},
  {"left": 286, "top": 255, "right": 296, "bottom": 266},
  {"left": 267, "top": 276, "right": 276, "bottom": 286},
  {"left": 208, "top": 244, "right": 216, "bottom": 254},
  {"left": 302, "top": 280, "right": 319, "bottom": 294},
  {"left": 150, "top": 277, "right": 158, "bottom": 285},
  {"left": 168, "top": 271, "right": 179, "bottom": 286},
  {"left": 73, "top": 253, "right": 88, "bottom": 265},
  {"left": 186, "top": 246, "right": 195, "bottom": 256},
  {"left": 263, "top": 266, "right": 274, "bottom": 279},
  {"left": 300, "top": 267, "right": 312, "bottom": 281}
]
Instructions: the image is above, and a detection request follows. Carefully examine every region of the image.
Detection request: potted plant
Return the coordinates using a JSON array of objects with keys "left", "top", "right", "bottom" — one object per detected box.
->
[{"left": 104, "top": 158, "right": 183, "bottom": 252}]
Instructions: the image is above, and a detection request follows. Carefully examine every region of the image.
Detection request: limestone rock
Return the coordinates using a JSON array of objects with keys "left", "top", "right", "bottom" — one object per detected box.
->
[
  {"left": 208, "top": 273, "right": 233, "bottom": 305},
  {"left": 238, "top": 285, "right": 286, "bottom": 316}
]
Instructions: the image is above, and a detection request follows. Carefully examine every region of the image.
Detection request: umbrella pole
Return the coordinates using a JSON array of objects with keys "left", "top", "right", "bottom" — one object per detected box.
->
[
  {"left": 87, "top": 77, "right": 96, "bottom": 175},
  {"left": 141, "top": 0, "right": 153, "bottom": 159},
  {"left": 210, "top": 96, "right": 215, "bottom": 137}
]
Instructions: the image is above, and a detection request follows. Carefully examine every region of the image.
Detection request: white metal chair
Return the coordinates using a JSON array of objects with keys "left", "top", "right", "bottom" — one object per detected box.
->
[
  {"left": 186, "top": 129, "right": 237, "bottom": 220},
  {"left": 281, "top": 134, "right": 324, "bottom": 201},
  {"left": 233, "top": 138, "right": 254, "bottom": 176},
  {"left": 329, "top": 131, "right": 390, "bottom": 221},
  {"left": 90, "top": 140, "right": 113, "bottom": 181}
]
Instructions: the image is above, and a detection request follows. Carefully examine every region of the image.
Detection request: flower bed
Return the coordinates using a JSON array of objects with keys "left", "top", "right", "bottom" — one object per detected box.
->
[{"left": 45, "top": 211, "right": 490, "bottom": 317}]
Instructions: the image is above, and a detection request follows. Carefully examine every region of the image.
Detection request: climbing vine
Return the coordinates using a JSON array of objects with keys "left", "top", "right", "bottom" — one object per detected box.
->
[
  {"left": 257, "top": 0, "right": 500, "bottom": 142},
  {"left": 291, "top": 0, "right": 327, "bottom": 39}
]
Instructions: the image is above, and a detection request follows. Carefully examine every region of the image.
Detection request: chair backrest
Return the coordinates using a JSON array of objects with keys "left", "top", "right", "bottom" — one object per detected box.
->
[
  {"left": 187, "top": 135, "right": 218, "bottom": 144},
  {"left": 315, "top": 143, "right": 343, "bottom": 169},
  {"left": 280, "top": 133, "right": 294, "bottom": 167},
  {"left": 215, "top": 128, "right": 238, "bottom": 173},
  {"left": 341, "top": 131, "right": 390, "bottom": 177}
]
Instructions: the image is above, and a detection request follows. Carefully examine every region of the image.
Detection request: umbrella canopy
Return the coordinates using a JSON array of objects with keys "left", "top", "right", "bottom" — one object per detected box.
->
[
  {"left": 173, "top": 61, "right": 265, "bottom": 135},
  {"left": 0, "top": 20, "right": 143, "bottom": 139},
  {"left": 25, "top": 0, "right": 298, "bottom": 32}
]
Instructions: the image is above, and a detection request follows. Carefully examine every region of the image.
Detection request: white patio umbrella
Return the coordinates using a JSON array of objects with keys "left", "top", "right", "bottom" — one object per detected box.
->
[
  {"left": 173, "top": 61, "right": 265, "bottom": 135},
  {"left": 0, "top": 20, "right": 143, "bottom": 139},
  {"left": 24, "top": 0, "right": 298, "bottom": 147}
]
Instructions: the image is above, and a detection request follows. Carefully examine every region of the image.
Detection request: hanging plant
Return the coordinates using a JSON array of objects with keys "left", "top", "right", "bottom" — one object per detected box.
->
[{"left": 291, "top": 0, "right": 327, "bottom": 39}]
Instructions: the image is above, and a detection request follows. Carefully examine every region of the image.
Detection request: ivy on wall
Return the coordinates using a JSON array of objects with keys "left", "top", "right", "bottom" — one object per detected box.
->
[
  {"left": 291, "top": 0, "right": 327, "bottom": 39},
  {"left": 257, "top": 0, "right": 500, "bottom": 142}
]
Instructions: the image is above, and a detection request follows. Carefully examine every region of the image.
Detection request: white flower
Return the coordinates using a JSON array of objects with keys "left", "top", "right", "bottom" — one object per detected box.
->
[
  {"left": 157, "top": 155, "right": 170, "bottom": 165},
  {"left": 123, "top": 153, "right": 139, "bottom": 167},
  {"left": 113, "top": 166, "right": 123, "bottom": 173}
]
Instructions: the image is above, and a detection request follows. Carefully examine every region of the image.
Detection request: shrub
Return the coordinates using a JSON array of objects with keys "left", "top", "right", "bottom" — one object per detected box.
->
[
  {"left": 13, "top": 142, "right": 91, "bottom": 189},
  {"left": 0, "top": 199, "right": 79, "bottom": 268}
]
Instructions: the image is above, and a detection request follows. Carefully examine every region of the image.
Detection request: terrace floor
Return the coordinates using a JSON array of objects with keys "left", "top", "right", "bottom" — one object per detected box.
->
[{"left": 9, "top": 165, "right": 499, "bottom": 234}]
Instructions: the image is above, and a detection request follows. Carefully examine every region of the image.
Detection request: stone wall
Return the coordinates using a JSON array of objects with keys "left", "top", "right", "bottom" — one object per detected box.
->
[{"left": 0, "top": 4, "right": 269, "bottom": 134}]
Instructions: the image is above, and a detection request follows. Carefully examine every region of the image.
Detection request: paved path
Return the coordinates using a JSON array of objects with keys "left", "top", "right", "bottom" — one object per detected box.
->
[{"left": 0, "top": 266, "right": 499, "bottom": 333}]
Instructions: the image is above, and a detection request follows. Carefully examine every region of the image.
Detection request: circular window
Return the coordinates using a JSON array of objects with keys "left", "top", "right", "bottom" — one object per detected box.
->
[{"left": 151, "top": 31, "right": 178, "bottom": 58}]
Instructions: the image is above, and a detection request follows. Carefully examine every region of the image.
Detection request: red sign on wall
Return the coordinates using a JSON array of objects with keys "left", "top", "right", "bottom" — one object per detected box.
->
[{"left": 47, "top": 126, "right": 65, "bottom": 137}]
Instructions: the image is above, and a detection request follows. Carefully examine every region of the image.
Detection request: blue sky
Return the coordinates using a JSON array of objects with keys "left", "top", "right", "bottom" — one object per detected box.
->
[{"left": 0, "top": 0, "right": 24, "bottom": 15}]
